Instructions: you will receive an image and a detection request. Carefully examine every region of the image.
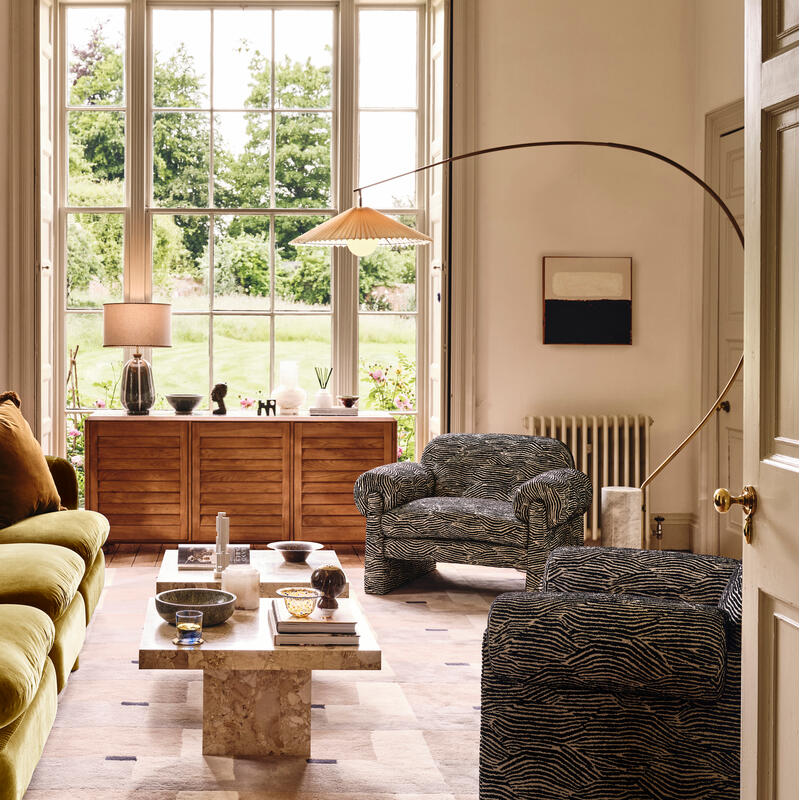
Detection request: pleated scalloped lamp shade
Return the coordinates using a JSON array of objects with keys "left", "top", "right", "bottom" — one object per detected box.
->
[{"left": 290, "top": 206, "right": 432, "bottom": 256}]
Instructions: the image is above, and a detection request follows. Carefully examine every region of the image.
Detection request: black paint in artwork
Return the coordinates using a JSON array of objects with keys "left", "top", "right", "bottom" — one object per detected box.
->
[{"left": 544, "top": 299, "right": 632, "bottom": 345}]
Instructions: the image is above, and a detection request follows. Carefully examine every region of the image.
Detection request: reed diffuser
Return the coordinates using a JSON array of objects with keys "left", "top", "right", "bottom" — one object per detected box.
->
[{"left": 313, "top": 366, "right": 333, "bottom": 409}]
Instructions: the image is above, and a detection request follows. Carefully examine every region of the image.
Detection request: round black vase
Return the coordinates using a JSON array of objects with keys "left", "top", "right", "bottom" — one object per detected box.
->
[{"left": 310, "top": 565, "right": 347, "bottom": 618}]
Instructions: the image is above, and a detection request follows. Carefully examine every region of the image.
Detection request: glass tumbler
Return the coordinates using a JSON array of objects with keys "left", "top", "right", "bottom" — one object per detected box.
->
[{"left": 175, "top": 610, "right": 203, "bottom": 645}]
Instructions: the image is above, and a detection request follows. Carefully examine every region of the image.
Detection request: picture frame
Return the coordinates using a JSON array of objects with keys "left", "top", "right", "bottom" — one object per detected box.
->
[{"left": 542, "top": 256, "right": 633, "bottom": 345}]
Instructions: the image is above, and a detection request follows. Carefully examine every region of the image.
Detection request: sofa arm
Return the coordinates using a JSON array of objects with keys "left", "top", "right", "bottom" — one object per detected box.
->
[
  {"left": 354, "top": 461, "right": 435, "bottom": 516},
  {"left": 46, "top": 456, "right": 79, "bottom": 511},
  {"left": 542, "top": 546, "right": 741, "bottom": 607},
  {"left": 511, "top": 468, "right": 592, "bottom": 526},
  {"left": 485, "top": 590, "right": 727, "bottom": 701}
]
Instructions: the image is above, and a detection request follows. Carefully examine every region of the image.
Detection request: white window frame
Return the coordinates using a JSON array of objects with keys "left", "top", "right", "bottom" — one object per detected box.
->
[{"left": 58, "top": 0, "right": 429, "bottom": 456}]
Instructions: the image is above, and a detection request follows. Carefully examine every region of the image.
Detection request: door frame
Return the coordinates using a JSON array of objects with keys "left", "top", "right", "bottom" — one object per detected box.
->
[{"left": 697, "top": 98, "right": 745, "bottom": 555}]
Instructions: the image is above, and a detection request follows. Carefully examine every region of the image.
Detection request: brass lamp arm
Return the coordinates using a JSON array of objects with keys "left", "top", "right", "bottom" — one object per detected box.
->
[
  {"left": 354, "top": 139, "right": 744, "bottom": 246},
  {"left": 355, "top": 138, "right": 745, "bottom": 490}
]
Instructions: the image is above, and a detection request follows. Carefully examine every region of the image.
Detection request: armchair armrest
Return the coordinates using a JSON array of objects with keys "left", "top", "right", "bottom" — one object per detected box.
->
[
  {"left": 485, "top": 590, "right": 727, "bottom": 701},
  {"left": 542, "top": 546, "right": 741, "bottom": 607},
  {"left": 512, "top": 468, "right": 592, "bottom": 526},
  {"left": 354, "top": 461, "right": 435, "bottom": 516},
  {"left": 46, "top": 456, "right": 79, "bottom": 511}
]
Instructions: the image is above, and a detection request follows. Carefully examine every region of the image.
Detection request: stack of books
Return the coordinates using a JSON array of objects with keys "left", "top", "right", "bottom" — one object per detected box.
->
[
  {"left": 309, "top": 406, "right": 358, "bottom": 416},
  {"left": 177, "top": 543, "right": 250, "bottom": 570},
  {"left": 270, "top": 598, "right": 360, "bottom": 646}
]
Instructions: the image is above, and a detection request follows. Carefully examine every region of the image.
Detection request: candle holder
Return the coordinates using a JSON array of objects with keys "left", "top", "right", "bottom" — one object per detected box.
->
[{"left": 273, "top": 360, "right": 306, "bottom": 415}]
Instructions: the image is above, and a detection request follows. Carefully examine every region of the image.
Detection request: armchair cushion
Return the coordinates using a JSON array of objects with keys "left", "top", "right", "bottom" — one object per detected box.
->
[
  {"left": 45, "top": 456, "right": 79, "bottom": 511},
  {"left": 420, "top": 433, "right": 573, "bottom": 501},
  {"left": 354, "top": 461, "right": 435, "bottom": 515},
  {"left": 542, "top": 546, "right": 741, "bottom": 605},
  {"left": 486, "top": 590, "right": 728, "bottom": 701},
  {"left": 382, "top": 496, "right": 527, "bottom": 549},
  {"left": 512, "top": 468, "right": 593, "bottom": 525}
]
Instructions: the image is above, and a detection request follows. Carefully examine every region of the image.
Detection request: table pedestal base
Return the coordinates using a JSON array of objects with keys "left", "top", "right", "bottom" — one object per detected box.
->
[{"left": 202, "top": 668, "right": 311, "bottom": 757}]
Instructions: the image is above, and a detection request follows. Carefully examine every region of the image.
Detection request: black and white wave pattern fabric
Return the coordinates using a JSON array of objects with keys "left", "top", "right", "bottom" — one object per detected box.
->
[
  {"left": 480, "top": 546, "right": 742, "bottom": 800},
  {"left": 353, "top": 434, "right": 592, "bottom": 595}
]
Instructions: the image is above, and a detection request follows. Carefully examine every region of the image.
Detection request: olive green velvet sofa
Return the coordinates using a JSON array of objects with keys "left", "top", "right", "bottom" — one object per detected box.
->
[{"left": 0, "top": 457, "right": 109, "bottom": 800}]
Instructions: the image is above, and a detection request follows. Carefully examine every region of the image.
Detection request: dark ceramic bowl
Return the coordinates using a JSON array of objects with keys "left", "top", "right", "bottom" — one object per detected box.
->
[
  {"left": 155, "top": 588, "right": 236, "bottom": 626},
  {"left": 337, "top": 395, "right": 359, "bottom": 408},
  {"left": 166, "top": 394, "right": 203, "bottom": 414},
  {"left": 267, "top": 540, "right": 324, "bottom": 564}
]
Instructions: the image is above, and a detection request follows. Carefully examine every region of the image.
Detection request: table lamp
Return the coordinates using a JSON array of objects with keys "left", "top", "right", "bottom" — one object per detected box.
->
[{"left": 103, "top": 302, "right": 172, "bottom": 415}]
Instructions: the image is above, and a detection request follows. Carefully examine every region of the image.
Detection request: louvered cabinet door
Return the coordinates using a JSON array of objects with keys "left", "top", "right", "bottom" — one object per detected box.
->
[
  {"left": 192, "top": 422, "right": 292, "bottom": 543},
  {"left": 85, "top": 419, "right": 189, "bottom": 542},
  {"left": 294, "top": 420, "right": 396, "bottom": 544}
]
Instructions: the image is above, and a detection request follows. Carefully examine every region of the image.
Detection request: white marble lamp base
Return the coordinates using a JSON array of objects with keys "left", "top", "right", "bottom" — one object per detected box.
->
[
  {"left": 203, "top": 668, "right": 311, "bottom": 757},
  {"left": 601, "top": 486, "right": 644, "bottom": 548}
]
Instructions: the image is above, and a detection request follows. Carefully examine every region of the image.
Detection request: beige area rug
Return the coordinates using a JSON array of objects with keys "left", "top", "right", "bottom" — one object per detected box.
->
[{"left": 25, "top": 558, "right": 525, "bottom": 799}]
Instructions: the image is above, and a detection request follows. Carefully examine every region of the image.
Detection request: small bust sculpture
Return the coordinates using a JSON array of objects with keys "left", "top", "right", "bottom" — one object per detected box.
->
[
  {"left": 211, "top": 383, "right": 228, "bottom": 415},
  {"left": 310, "top": 565, "right": 347, "bottom": 619}
]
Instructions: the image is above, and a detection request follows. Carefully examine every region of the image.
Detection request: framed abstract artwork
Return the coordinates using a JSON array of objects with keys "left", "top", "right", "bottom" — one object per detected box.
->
[{"left": 542, "top": 256, "right": 633, "bottom": 345}]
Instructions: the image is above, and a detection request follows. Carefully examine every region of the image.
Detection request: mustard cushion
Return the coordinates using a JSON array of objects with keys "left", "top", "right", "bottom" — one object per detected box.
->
[
  {"left": 78, "top": 549, "right": 106, "bottom": 623},
  {"left": 0, "top": 605, "right": 55, "bottom": 729},
  {"left": 0, "top": 510, "right": 109, "bottom": 569},
  {"left": 0, "top": 543, "right": 85, "bottom": 620},
  {"left": 0, "top": 657, "right": 58, "bottom": 800},
  {"left": 49, "top": 593, "right": 86, "bottom": 693},
  {"left": 0, "top": 393, "right": 62, "bottom": 528}
]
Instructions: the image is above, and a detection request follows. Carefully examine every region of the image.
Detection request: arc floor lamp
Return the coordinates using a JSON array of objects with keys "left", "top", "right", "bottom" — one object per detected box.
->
[{"left": 292, "top": 139, "right": 745, "bottom": 512}]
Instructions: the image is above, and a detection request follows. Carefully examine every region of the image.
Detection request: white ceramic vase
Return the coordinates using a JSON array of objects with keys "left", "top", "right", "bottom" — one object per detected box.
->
[{"left": 314, "top": 388, "right": 334, "bottom": 408}]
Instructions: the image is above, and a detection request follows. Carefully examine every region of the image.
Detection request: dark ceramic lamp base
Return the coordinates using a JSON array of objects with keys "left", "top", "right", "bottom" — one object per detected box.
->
[{"left": 121, "top": 353, "right": 155, "bottom": 415}]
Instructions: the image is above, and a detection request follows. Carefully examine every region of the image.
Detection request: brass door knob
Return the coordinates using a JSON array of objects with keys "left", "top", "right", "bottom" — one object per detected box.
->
[{"left": 713, "top": 486, "right": 757, "bottom": 543}]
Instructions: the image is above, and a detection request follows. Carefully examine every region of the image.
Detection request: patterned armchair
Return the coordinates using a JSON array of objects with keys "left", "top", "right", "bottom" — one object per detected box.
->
[
  {"left": 480, "top": 546, "right": 742, "bottom": 800},
  {"left": 353, "top": 433, "right": 592, "bottom": 595}
]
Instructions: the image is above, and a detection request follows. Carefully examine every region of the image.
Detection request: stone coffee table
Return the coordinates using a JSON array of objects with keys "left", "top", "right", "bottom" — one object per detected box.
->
[
  {"left": 156, "top": 548, "right": 349, "bottom": 597},
  {"left": 138, "top": 597, "right": 380, "bottom": 757}
]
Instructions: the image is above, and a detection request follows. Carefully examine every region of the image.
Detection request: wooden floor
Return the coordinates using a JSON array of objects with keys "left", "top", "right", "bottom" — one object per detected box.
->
[{"left": 102, "top": 542, "right": 365, "bottom": 568}]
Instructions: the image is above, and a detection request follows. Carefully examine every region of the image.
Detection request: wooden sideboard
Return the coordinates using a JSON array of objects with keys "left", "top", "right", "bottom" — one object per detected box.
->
[{"left": 85, "top": 412, "right": 397, "bottom": 545}]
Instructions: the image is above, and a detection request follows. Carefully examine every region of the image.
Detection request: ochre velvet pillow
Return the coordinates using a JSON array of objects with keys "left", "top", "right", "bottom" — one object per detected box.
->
[{"left": 0, "top": 392, "right": 62, "bottom": 528}]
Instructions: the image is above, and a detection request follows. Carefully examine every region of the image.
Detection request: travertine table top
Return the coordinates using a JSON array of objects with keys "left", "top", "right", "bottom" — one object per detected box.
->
[
  {"left": 156, "top": 548, "right": 349, "bottom": 598},
  {"left": 138, "top": 598, "right": 380, "bottom": 672}
]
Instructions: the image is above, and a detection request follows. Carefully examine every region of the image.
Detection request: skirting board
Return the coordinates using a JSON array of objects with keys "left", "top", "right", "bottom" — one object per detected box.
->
[{"left": 647, "top": 513, "right": 698, "bottom": 552}]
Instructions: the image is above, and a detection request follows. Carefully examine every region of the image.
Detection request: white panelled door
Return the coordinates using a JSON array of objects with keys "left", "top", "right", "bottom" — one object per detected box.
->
[{"left": 741, "top": 0, "right": 798, "bottom": 797}]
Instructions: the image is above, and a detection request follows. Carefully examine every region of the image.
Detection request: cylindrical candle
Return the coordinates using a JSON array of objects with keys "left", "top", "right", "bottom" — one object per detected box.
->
[
  {"left": 279, "top": 360, "right": 299, "bottom": 389},
  {"left": 222, "top": 565, "right": 260, "bottom": 610}
]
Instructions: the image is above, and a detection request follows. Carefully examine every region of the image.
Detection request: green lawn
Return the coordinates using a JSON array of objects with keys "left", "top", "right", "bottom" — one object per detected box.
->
[{"left": 67, "top": 310, "right": 415, "bottom": 411}]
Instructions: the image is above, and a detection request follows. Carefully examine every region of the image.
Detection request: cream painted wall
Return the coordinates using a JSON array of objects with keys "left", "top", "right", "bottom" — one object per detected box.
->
[{"left": 462, "top": 0, "right": 743, "bottom": 520}]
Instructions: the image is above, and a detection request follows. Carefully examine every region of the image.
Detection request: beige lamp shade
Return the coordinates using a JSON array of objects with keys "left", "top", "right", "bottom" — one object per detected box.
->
[
  {"left": 290, "top": 206, "right": 432, "bottom": 248},
  {"left": 103, "top": 303, "right": 172, "bottom": 348}
]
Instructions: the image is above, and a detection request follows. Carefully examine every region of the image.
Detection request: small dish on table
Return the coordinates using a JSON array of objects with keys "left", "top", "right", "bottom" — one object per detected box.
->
[
  {"left": 267, "top": 540, "right": 324, "bottom": 564},
  {"left": 276, "top": 587, "right": 322, "bottom": 618}
]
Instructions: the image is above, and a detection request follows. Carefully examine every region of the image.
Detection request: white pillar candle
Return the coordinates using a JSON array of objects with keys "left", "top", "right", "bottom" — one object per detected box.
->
[
  {"left": 279, "top": 360, "right": 299, "bottom": 389},
  {"left": 222, "top": 565, "right": 260, "bottom": 610},
  {"left": 600, "top": 487, "right": 644, "bottom": 549}
]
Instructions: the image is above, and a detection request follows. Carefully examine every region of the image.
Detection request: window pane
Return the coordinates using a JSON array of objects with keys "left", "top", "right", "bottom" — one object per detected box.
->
[
  {"left": 152, "top": 10, "right": 210, "bottom": 108},
  {"left": 66, "top": 312, "right": 119, "bottom": 409},
  {"left": 359, "top": 112, "right": 416, "bottom": 208},
  {"left": 67, "top": 8, "right": 125, "bottom": 106},
  {"left": 214, "top": 112, "right": 270, "bottom": 208},
  {"left": 274, "top": 316, "right": 331, "bottom": 400},
  {"left": 359, "top": 218, "right": 417, "bottom": 311},
  {"left": 214, "top": 216, "right": 270, "bottom": 311},
  {"left": 275, "top": 216, "right": 330, "bottom": 311},
  {"left": 275, "top": 9, "right": 333, "bottom": 109},
  {"left": 152, "top": 112, "right": 210, "bottom": 207},
  {"left": 213, "top": 316, "right": 270, "bottom": 404},
  {"left": 152, "top": 214, "right": 209, "bottom": 311},
  {"left": 67, "top": 213, "right": 123, "bottom": 308},
  {"left": 68, "top": 110, "right": 125, "bottom": 206},
  {"left": 358, "top": 317, "right": 416, "bottom": 410},
  {"left": 275, "top": 113, "right": 331, "bottom": 208},
  {"left": 213, "top": 9, "right": 271, "bottom": 109},
  {"left": 359, "top": 10, "right": 417, "bottom": 109},
  {"left": 152, "top": 316, "right": 209, "bottom": 402}
]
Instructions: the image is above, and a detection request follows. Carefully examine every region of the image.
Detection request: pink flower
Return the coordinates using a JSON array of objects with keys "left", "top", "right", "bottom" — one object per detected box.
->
[
  {"left": 240, "top": 397, "right": 254, "bottom": 409},
  {"left": 369, "top": 369, "right": 384, "bottom": 383},
  {"left": 67, "top": 428, "right": 80, "bottom": 439},
  {"left": 397, "top": 447, "right": 404, "bottom": 458},
  {"left": 93, "top": 399, "right": 106, "bottom": 408},
  {"left": 393, "top": 394, "right": 412, "bottom": 411},
  {"left": 70, "top": 454, "right": 84, "bottom": 467}
]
